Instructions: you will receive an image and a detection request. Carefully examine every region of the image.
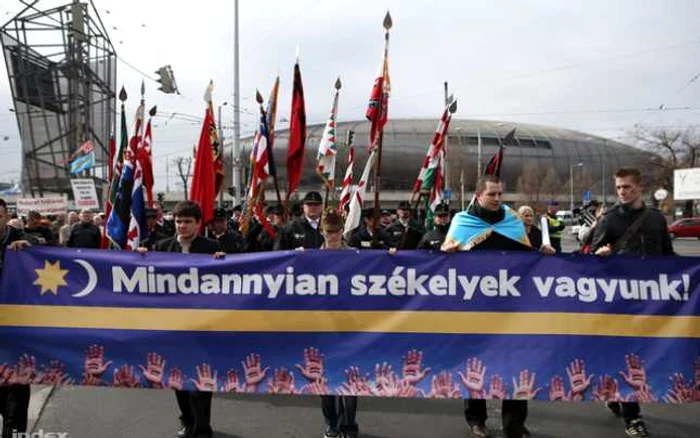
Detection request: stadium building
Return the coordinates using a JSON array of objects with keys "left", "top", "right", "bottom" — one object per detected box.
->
[{"left": 242, "top": 118, "right": 655, "bottom": 210}]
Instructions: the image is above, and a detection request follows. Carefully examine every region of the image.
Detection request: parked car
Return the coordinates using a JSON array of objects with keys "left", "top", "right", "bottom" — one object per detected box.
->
[
  {"left": 555, "top": 210, "right": 576, "bottom": 226},
  {"left": 668, "top": 218, "right": 700, "bottom": 239}
]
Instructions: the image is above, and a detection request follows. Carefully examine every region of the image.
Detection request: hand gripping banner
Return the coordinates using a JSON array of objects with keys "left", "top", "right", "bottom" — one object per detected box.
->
[{"left": 1, "top": 247, "right": 699, "bottom": 403}]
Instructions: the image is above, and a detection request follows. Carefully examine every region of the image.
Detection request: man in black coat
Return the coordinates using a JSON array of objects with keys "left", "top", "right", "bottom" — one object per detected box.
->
[
  {"left": 385, "top": 201, "right": 424, "bottom": 249},
  {"left": 442, "top": 176, "right": 532, "bottom": 438},
  {"left": 417, "top": 202, "right": 451, "bottom": 250},
  {"left": 274, "top": 191, "right": 324, "bottom": 250},
  {"left": 23, "top": 210, "right": 54, "bottom": 245},
  {"left": 349, "top": 208, "right": 394, "bottom": 249},
  {"left": 67, "top": 209, "right": 102, "bottom": 249},
  {"left": 208, "top": 208, "right": 243, "bottom": 254},
  {"left": 140, "top": 208, "right": 171, "bottom": 250},
  {"left": 591, "top": 168, "right": 673, "bottom": 438},
  {"left": 0, "top": 198, "right": 32, "bottom": 438},
  {"left": 138, "top": 201, "right": 223, "bottom": 438}
]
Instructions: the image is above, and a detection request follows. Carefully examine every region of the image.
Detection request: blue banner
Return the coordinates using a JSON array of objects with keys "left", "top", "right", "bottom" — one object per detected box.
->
[{"left": 1, "top": 247, "right": 699, "bottom": 403}]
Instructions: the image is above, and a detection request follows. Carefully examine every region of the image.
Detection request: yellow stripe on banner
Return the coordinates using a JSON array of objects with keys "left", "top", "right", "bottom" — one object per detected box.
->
[{"left": 1, "top": 305, "right": 699, "bottom": 338}]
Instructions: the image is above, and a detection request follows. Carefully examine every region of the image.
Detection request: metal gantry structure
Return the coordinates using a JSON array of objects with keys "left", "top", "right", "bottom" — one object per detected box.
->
[{"left": 0, "top": 0, "right": 116, "bottom": 199}]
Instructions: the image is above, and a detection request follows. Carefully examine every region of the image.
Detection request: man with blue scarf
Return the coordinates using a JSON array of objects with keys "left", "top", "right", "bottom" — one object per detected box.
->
[{"left": 442, "top": 175, "right": 532, "bottom": 438}]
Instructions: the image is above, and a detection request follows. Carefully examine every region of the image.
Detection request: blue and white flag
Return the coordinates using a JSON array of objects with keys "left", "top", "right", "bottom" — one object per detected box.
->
[{"left": 69, "top": 151, "right": 95, "bottom": 175}]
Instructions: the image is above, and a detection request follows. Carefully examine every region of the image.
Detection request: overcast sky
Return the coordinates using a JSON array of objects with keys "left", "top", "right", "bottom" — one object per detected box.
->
[{"left": 1, "top": 0, "right": 699, "bottom": 191}]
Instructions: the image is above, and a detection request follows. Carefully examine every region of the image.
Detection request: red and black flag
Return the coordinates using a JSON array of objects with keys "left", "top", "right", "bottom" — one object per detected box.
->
[{"left": 484, "top": 128, "right": 516, "bottom": 177}]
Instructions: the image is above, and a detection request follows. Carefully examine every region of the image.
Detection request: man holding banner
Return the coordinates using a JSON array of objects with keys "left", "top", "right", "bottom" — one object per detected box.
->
[
  {"left": 591, "top": 167, "right": 674, "bottom": 437},
  {"left": 442, "top": 175, "right": 534, "bottom": 438},
  {"left": 137, "top": 201, "right": 224, "bottom": 438}
]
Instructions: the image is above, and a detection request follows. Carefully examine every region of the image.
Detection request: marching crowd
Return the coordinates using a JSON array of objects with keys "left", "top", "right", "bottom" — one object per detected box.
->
[{"left": 0, "top": 167, "right": 675, "bottom": 438}]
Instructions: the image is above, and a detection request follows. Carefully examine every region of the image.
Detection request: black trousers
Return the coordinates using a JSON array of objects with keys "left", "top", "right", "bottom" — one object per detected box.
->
[
  {"left": 464, "top": 398, "right": 527, "bottom": 434},
  {"left": 617, "top": 401, "right": 641, "bottom": 424},
  {"left": 321, "top": 395, "right": 358, "bottom": 434},
  {"left": 0, "top": 384, "right": 31, "bottom": 438},
  {"left": 175, "top": 390, "right": 213, "bottom": 438}
]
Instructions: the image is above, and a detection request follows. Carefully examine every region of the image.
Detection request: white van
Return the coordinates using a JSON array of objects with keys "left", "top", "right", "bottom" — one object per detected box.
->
[{"left": 555, "top": 210, "right": 575, "bottom": 226}]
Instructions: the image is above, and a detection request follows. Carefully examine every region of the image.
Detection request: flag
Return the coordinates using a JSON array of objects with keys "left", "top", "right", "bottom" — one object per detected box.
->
[
  {"left": 190, "top": 107, "right": 217, "bottom": 231},
  {"left": 107, "top": 134, "right": 115, "bottom": 183},
  {"left": 286, "top": 61, "right": 306, "bottom": 198},
  {"left": 365, "top": 52, "right": 390, "bottom": 150},
  {"left": 343, "top": 147, "right": 377, "bottom": 239},
  {"left": 266, "top": 76, "right": 280, "bottom": 178},
  {"left": 338, "top": 131, "right": 355, "bottom": 213},
  {"left": 316, "top": 87, "right": 340, "bottom": 189},
  {"left": 102, "top": 98, "right": 128, "bottom": 249},
  {"left": 204, "top": 81, "right": 225, "bottom": 196},
  {"left": 105, "top": 100, "right": 144, "bottom": 249},
  {"left": 125, "top": 146, "right": 147, "bottom": 250},
  {"left": 69, "top": 151, "right": 95, "bottom": 174},
  {"left": 248, "top": 106, "right": 270, "bottom": 200},
  {"left": 411, "top": 103, "right": 454, "bottom": 218},
  {"left": 484, "top": 128, "right": 515, "bottom": 177},
  {"left": 139, "top": 112, "right": 155, "bottom": 208}
]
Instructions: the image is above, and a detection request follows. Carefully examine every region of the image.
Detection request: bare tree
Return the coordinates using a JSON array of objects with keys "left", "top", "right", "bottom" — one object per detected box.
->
[
  {"left": 540, "top": 167, "right": 563, "bottom": 211},
  {"left": 173, "top": 156, "right": 192, "bottom": 200},
  {"left": 632, "top": 125, "right": 700, "bottom": 217},
  {"left": 516, "top": 161, "right": 546, "bottom": 206}
]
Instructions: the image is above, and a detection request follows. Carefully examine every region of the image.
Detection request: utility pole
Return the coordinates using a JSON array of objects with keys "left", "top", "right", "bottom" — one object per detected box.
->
[
  {"left": 218, "top": 102, "right": 227, "bottom": 207},
  {"left": 232, "top": 0, "right": 241, "bottom": 207}
]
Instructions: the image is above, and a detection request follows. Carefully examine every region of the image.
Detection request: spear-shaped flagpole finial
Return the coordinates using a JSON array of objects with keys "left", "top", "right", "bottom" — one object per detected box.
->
[
  {"left": 140, "top": 80, "right": 145, "bottom": 97},
  {"left": 334, "top": 77, "right": 342, "bottom": 91},
  {"left": 448, "top": 97, "right": 458, "bottom": 114},
  {"left": 119, "top": 86, "right": 127, "bottom": 102},
  {"left": 295, "top": 45, "right": 300, "bottom": 64},
  {"left": 255, "top": 89, "right": 264, "bottom": 105},
  {"left": 383, "top": 11, "right": 392, "bottom": 31},
  {"left": 149, "top": 105, "right": 157, "bottom": 117}
]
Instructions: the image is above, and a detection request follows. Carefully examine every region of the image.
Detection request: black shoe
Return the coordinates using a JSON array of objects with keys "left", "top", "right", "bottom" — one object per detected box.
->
[
  {"left": 324, "top": 426, "right": 341, "bottom": 438},
  {"left": 468, "top": 424, "right": 490, "bottom": 437},
  {"left": 176, "top": 424, "right": 191, "bottom": 437},
  {"left": 625, "top": 419, "right": 650, "bottom": 437},
  {"left": 606, "top": 401, "right": 622, "bottom": 417},
  {"left": 523, "top": 426, "right": 531, "bottom": 438}
]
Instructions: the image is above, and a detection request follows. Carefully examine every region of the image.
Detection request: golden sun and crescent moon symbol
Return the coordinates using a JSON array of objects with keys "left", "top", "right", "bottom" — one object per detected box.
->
[{"left": 33, "top": 259, "right": 98, "bottom": 298}]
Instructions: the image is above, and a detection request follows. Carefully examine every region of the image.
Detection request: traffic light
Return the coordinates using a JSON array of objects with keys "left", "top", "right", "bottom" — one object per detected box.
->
[
  {"left": 227, "top": 186, "right": 235, "bottom": 197},
  {"left": 157, "top": 192, "right": 165, "bottom": 202},
  {"left": 155, "top": 65, "right": 179, "bottom": 94}
]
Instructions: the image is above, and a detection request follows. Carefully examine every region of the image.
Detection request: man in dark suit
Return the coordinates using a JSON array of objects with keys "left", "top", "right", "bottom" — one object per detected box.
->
[{"left": 138, "top": 201, "right": 223, "bottom": 438}]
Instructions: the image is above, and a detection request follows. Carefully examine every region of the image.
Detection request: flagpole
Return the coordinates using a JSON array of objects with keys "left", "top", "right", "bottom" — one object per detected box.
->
[
  {"left": 372, "top": 12, "right": 392, "bottom": 245},
  {"left": 443, "top": 81, "right": 450, "bottom": 205}
]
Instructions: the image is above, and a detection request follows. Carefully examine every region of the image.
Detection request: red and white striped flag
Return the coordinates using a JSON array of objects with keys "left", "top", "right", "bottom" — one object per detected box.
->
[
  {"left": 343, "top": 147, "right": 377, "bottom": 239},
  {"left": 338, "top": 131, "right": 355, "bottom": 212}
]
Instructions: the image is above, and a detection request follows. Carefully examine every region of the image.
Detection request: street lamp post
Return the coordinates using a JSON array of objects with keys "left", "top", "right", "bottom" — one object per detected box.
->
[{"left": 570, "top": 162, "right": 583, "bottom": 212}]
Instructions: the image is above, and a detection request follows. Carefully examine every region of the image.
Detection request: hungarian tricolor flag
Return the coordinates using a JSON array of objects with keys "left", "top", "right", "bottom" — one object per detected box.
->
[
  {"left": 365, "top": 51, "right": 390, "bottom": 151},
  {"left": 343, "top": 147, "right": 377, "bottom": 239},
  {"left": 190, "top": 107, "right": 217, "bottom": 231},
  {"left": 286, "top": 61, "right": 306, "bottom": 198},
  {"left": 316, "top": 84, "right": 340, "bottom": 189},
  {"left": 338, "top": 131, "right": 355, "bottom": 213},
  {"left": 411, "top": 101, "right": 455, "bottom": 219}
]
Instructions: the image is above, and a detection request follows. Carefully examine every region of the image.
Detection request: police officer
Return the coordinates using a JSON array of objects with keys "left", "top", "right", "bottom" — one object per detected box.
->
[
  {"left": 417, "top": 203, "right": 451, "bottom": 250},
  {"left": 208, "top": 208, "right": 244, "bottom": 254},
  {"left": 274, "top": 192, "right": 324, "bottom": 250},
  {"left": 386, "top": 201, "right": 424, "bottom": 249},
  {"left": 348, "top": 208, "right": 393, "bottom": 249},
  {"left": 544, "top": 203, "right": 565, "bottom": 253}
]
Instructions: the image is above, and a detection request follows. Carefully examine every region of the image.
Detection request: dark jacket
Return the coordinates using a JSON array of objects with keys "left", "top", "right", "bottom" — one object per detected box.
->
[
  {"left": 417, "top": 224, "right": 449, "bottom": 250},
  {"left": 467, "top": 204, "right": 532, "bottom": 252},
  {"left": 349, "top": 225, "right": 393, "bottom": 249},
  {"left": 257, "top": 225, "right": 279, "bottom": 252},
  {"left": 214, "top": 230, "right": 244, "bottom": 254},
  {"left": 67, "top": 222, "right": 102, "bottom": 249},
  {"left": 24, "top": 225, "right": 54, "bottom": 245},
  {"left": 526, "top": 226, "right": 542, "bottom": 250},
  {"left": 274, "top": 217, "right": 323, "bottom": 250},
  {"left": 141, "top": 225, "right": 171, "bottom": 250},
  {"left": 0, "top": 226, "right": 28, "bottom": 275},
  {"left": 154, "top": 236, "right": 222, "bottom": 254},
  {"left": 590, "top": 204, "right": 674, "bottom": 256},
  {"left": 385, "top": 220, "right": 425, "bottom": 249}
]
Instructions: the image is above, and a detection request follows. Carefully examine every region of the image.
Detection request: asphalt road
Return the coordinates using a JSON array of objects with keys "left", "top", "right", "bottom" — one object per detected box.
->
[{"left": 29, "top": 387, "right": 700, "bottom": 438}]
